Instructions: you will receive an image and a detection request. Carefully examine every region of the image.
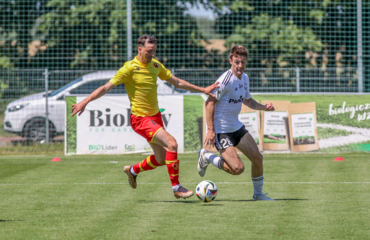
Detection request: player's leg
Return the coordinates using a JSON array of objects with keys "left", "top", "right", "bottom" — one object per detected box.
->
[
  {"left": 199, "top": 147, "right": 244, "bottom": 176},
  {"left": 218, "top": 146, "right": 245, "bottom": 175},
  {"left": 123, "top": 112, "right": 166, "bottom": 189},
  {"left": 236, "top": 133, "right": 274, "bottom": 201},
  {"left": 123, "top": 144, "right": 165, "bottom": 189},
  {"left": 152, "top": 128, "right": 194, "bottom": 199},
  {"left": 198, "top": 130, "right": 245, "bottom": 176}
]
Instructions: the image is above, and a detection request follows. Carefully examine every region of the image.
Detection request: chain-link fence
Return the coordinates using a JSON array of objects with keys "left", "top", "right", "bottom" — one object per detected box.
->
[
  {"left": 0, "top": 1, "right": 369, "bottom": 145},
  {"left": 0, "top": 67, "right": 363, "bottom": 145},
  {"left": 1, "top": 1, "right": 369, "bottom": 80}
]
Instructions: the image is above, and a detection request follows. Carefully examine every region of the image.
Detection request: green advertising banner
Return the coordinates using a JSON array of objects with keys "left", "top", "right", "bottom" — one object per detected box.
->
[{"left": 252, "top": 94, "right": 370, "bottom": 153}]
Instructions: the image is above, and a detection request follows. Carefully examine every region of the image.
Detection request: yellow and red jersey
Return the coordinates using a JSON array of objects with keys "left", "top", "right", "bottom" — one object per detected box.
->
[{"left": 109, "top": 57, "right": 172, "bottom": 117}]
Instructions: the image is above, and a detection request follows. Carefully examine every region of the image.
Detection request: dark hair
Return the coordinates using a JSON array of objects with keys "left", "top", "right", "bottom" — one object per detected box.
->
[
  {"left": 137, "top": 35, "right": 158, "bottom": 47},
  {"left": 229, "top": 45, "right": 248, "bottom": 60}
]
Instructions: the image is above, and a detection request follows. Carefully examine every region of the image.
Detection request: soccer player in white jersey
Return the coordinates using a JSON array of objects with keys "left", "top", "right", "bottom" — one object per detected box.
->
[{"left": 198, "top": 45, "right": 275, "bottom": 201}]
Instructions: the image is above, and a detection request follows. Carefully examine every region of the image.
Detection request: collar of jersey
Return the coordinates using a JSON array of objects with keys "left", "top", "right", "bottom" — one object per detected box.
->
[
  {"left": 134, "top": 56, "right": 152, "bottom": 67},
  {"left": 229, "top": 70, "right": 243, "bottom": 80}
]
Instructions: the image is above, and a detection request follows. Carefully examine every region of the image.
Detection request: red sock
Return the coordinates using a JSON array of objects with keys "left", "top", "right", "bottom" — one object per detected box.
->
[
  {"left": 132, "top": 155, "right": 162, "bottom": 174},
  {"left": 166, "top": 151, "right": 180, "bottom": 186}
]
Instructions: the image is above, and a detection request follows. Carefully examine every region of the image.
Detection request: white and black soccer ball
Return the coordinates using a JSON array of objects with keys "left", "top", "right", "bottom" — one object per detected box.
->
[{"left": 195, "top": 180, "right": 218, "bottom": 202}]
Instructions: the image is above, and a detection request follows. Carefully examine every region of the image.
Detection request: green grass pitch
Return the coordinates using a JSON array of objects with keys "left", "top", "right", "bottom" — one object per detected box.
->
[{"left": 1, "top": 153, "right": 370, "bottom": 239}]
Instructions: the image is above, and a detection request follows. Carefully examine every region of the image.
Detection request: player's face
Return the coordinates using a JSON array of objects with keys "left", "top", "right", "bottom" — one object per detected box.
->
[
  {"left": 229, "top": 55, "right": 247, "bottom": 78},
  {"left": 138, "top": 43, "right": 157, "bottom": 64}
]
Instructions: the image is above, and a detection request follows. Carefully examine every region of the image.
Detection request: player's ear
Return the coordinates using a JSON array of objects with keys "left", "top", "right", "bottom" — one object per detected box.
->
[{"left": 229, "top": 57, "right": 233, "bottom": 65}]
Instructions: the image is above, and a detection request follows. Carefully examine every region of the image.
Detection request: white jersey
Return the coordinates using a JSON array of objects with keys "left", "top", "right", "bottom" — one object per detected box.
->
[{"left": 211, "top": 70, "right": 252, "bottom": 133}]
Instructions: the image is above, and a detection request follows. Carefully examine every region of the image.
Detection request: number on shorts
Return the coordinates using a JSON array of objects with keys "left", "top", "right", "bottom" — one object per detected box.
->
[{"left": 220, "top": 138, "right": 232, "bottom": 148}]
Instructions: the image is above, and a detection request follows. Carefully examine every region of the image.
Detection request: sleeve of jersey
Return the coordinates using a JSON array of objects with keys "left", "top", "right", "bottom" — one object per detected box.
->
[
  {"left": 109, "top": 63, "right": 132, "bottom": 86},
  {"left": 212, "top": 78, "right": 229, "bottom": 101},
  {"left": 157, "top": 62, "right": 172, "bottom": 81},
  {"left": 245, "top": 76, "right": 252, "bottom": 100}
]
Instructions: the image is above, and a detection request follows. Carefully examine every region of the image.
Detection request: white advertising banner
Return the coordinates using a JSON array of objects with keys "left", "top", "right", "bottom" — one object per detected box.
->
[
  {"left": 238, "top": 112, "right": 260, "bottom": 144},
  {"left": 291, "top": 113, "right": 316, "bottom": 145},
  {"left": 68, "top": 95, "right": 184, "bottom": 154}
]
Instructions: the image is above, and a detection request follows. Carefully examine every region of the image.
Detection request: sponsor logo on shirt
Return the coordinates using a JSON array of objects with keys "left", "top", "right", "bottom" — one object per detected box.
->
[
  {"left": 244, "top": 83, "right": 248, "bottom": 90},
  {"left": 153, "top": 63, "right": 158, "bottom": 68},
  {"left": 229, "top": 95, "right": 244, "bottom": 104},
  {"left": 235, "top": 87, "right": 238, "bottom": 91},
  {"left": 239, "top": 84, "right": 243, "bottom": 89}
]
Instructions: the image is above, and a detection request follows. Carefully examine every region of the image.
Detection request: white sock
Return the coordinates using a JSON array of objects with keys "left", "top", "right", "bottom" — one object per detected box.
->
[
  {"left": 252, "top": 175, "right": 264, "bottom": 197},
  {"left": 204, "top": 152, "right": 222, "bottom": 169},
  {"left": 172, "top": 184, "right": 181, "bottom": 192},
  {"left": 130, "top": 167, "right": 138, "bottom": 176}
]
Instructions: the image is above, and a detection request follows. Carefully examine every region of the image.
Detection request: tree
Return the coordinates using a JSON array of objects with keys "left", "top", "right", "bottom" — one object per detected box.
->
[
  {"left": 33, "top": 0, "right": 208, "bottom": 69},
  {"left": 204, "top": 0, "right": 356, "bottom": 68},
  {"left": 0, "top": 0, "right": 48, "bottom": 68}
]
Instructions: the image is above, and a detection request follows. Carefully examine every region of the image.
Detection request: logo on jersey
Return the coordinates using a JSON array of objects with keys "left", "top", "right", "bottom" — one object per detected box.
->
[
  {"left": 229, "top": 95, "right": 244, "bottom": 104},
  {"left": 244, "top": 83, "right": 248, "bottom": 90},
  {"left": 136, "top": 67, "right": 140, "bottom": 70},
  {"left": 235, "top": 87, "right": 238, "bottom": 91},
  {"left": 216, "top": 90, "right": 222, "bottom": 98},
  {"left": 239, "top": 84, "right": 243, "bottom": 89},
  {"left": 153, "top": 63, "right": 158, "bottom": 68}
]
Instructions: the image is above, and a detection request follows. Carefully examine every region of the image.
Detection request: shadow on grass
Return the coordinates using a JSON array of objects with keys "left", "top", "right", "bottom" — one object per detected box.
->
[
  {"left": 138, "top": 201, "right": 225, "bottom": 206},
  {"left": 138, "top": 200, "right": 200, "bottom": 204},
  {"left": 138, "top": 198, "right": 308, "bottom": 204},
  {"left": 0, "top": 220, "right": 22, "bottom": 222},
  {"left": 216, "top": 198, "right": 309, "bottom": 202},
  {"left": 199, "top": 204, "right": 224, "bottom": 206}
]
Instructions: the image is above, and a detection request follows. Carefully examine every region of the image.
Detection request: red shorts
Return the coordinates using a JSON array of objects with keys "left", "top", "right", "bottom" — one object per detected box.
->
[{"left": 130, "top": 111, "right": 164, "bottom": 142}]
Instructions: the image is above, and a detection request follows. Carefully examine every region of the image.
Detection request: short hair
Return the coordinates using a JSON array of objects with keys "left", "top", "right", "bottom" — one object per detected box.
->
[
  {"left": 229, "top": 45, "right": 248, "bottom": 60},
  {"left": 137, "top": 35, "right": 157, "bottom": 47}
]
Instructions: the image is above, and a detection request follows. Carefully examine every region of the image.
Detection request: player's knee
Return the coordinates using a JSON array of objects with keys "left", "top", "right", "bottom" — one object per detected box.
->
[
  {"left": 234, "top": 166, "right": 245, "bottom": 175},
  {"left": 252, "top": 154, "right": 263, "bottom": 169},
  {"left": 167, "top": 137, "right": 178, "bottom": 152},
  {"left": 231, "top": 163, "right": 245, "bottom": 175}
]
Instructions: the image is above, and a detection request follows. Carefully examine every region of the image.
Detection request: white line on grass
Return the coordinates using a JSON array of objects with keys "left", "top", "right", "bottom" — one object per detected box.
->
[{"left": 1, "top": 181, "right": 370, "bottom": 186}]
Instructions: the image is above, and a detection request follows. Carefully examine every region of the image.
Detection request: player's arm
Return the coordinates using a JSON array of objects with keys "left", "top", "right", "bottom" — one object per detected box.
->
[
  {"left": 243, "top": 98, "right": 275, "bottom": 111},
  {"left": 165, "top": 75, "right": 219, "bottom": 98},
  {"left": 203, "top": 96, "right": 218, "bottom": 147},
  {"left": 71, "top": 81, "right": 115, "bottom": 117}
]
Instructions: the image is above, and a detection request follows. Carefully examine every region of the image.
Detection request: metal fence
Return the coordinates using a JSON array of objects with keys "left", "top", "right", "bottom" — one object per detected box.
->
[
  {"left": 1, "top": 0, "right": 369, "bottom": 145},
  {"left": 0, "top": 67, "right": 365, "bottom": 145},
  {"left": 1, "top": 1, "right": 369, "bottom": 77}
]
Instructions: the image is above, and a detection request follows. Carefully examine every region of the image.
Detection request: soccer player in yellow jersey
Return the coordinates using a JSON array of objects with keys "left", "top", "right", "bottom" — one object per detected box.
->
[{"left": 71, "top": 35, "right": 219, "bottom": 199}]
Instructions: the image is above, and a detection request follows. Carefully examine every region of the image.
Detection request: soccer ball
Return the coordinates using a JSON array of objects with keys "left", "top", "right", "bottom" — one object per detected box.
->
[{"left": 195, "top": 180, "right": 218, "bottom": 202}]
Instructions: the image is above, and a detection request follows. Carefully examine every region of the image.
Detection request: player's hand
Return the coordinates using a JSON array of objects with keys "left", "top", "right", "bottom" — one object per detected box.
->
[
  {"left": 203, "top": 130, "right": 216, "bottom": 148},
  {"left": 71, "top": 102, "right": 87, "bottom": 117},
  {"left": 265, "top": 103, "right": 275, "bottom": 111},
  {"left": 203, "top": 82, "right": 220, "bottom": 98}
]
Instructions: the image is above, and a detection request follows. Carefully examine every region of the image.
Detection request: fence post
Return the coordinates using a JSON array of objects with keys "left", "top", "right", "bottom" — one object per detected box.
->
[
  {"left": 44, "top": 68, "right": 49, "bottom": 143},
  {"left": 171, "top": 68, "right": 176, "bottom": 93},
  {"left": 296, "top": 67, "right": 300, "bottom": 93},
  {"left": 357, "top": 0, "right": 363, "bottom": 93},
  {"left": 127, "top": 0, "right": 132, "bottom": 61}
]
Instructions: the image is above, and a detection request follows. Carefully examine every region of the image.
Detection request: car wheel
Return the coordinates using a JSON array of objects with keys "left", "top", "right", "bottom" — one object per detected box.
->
[{"left": 23, "top": 117, "right": 57, "bottom": 141}]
